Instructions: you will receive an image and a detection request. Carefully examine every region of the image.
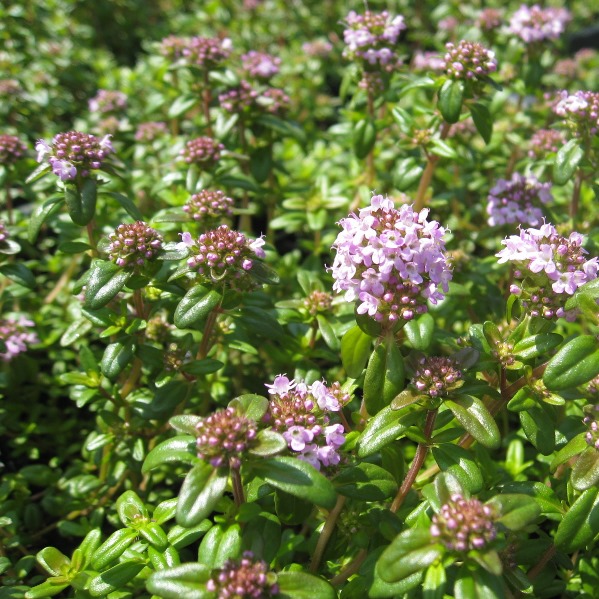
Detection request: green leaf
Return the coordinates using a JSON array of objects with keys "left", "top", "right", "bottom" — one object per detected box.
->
[
  {"left": 106, "top": 192, "right": 142, "bottom": 220},
  {"left": 469, "top": 103, "right": 493, "bottom": 144},
  {"left": 248, "top": 430, "right": 287, "bottom": 457},
  {"left": 167, "top": 520, "right": 212, "bottom": 551},
  {"left": 197, "top": 524, "right": 242, "bottom": 569},
  {"left": 513, "top": 333, "right": 563, "bottom": 360},
  {"left": 454, "top": 564, "right": 504, "bottom": 599},
  {"left": 550, "top": 433, "right": 587, "bottom": 471},
  {"left": 487, "top": 494, "right": 541, "bottom": 530},
  {"left": 363, "top": 339, "right": 405, "bottom": 415},
  {"left": 176, "top": 462, "right": 228, "bottom": 527},
  {"left": 255, "top": 114, "right": 306, "bottom": 143},
  {"left": 438, "top": 79, "right": 464, "bottom": 124},
  {"left": 24, "top": 580, "right": 70, "bottom": 598},
  {"left": 341, "top": 325, "right": 372, "bottom": 379},
  {"left": 88, "top": 561, "right": 146, "bottom": 597},
  {"left": 393, "top": 157, "right": 423, "bottom": 191},
  {"left": 432, "top": 444, "right": 483, "bottom": 494},
  {"left": 57, "top": 241, "right": 91, "bottom": 254},
  {"left": 554, "top": 139, "right": 584, "bottom": 185},
  {"left": 83, "top": 260, "right": 132, "bottom": 310},
  {"left": 0, "top": 263, "right": 36, "bottom": 289},
  {"left": 91, "top": 528, "right": 138, "bottom": 570},
  {"left": 174, "top": 286, "right": 222, "bottom": 329},
  {"left": 543, "top": 335, "right": 599, "bottom": 391},
  {"left": 519, "top": 405, "right": 555, "bottom": 455},
  {"left": 404, "top": 314, "right": 434, "bottom": 351},
  {"left": 316, "top": 314, "right": 339, "bottom": 350},
  {"left": 274, "top": 489, "right": 313, "bottom": 526},
  {"left": 277, "top": 572, "right": 336, "bottom": 599},
  {"left": 358, "top": 405, "right": 422, "bottom": 457},
  {"left": 228, "top": 394, "right": 269, "bottom": 421},
  {"left": 100, "top": 339, "right": 136, "bottom": 380},
  {"left": 422, "top": 562, "right": 446, "bottom": 599},
  {"left": 146, "top": 563, "right": 211, "bottom": 599},
  {"left": 170, "top": 415, "right": 203, "bottom": 435},
  {"left": 377, "top": 529, "right": 443, "bottom": 583},
  {"left": 28, "top": 196, "right": 64, "bottom": 243},
  {"left": 555, "top": 487, "right": 599, "bottom": 552},
  {"left": 333, "top": 462, "right": 397, "bottom": 501},
  {"left": 25, "top": 162, "right": 51, "bottom": 184},
  {"left": 353, "top": 119, "right": 377, "bottom": 159},
  {"left": 116, "top": 490, "right": 147, "bottom": 525},
  {"left": 139, "top": 522, "right": 169, "bottom": 550},
  {"left": 572, "top": 447, "right": 599, "bottom": 491},
  {"left": 445, "top": 395, "right": 500, "bottom": 449},
  {"left": 250, "top": 456, "right": 337, "bottom": 509},
  {"left": 180, "top": 358, "right": 224, "bottom": 376},
  {"left": 36, "top": 548, "right": 70, "bottom": 577},
  {"left": 65, "top": 179, "right": 97, "bottom": 226},
  {"left": 168, "top": 94, "right": 198, "bottom": 118}
]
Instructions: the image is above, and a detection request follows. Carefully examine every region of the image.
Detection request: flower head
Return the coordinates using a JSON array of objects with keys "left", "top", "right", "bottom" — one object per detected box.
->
[
  {"left": 135, "top": 121, "right": 168, "bottom": 143},
  {"left": 486, "top": 173, "right": 552, "bottom": 227},
  {"left": 181, "top": 36, "right": 232, "bottom": 70},
  {"left": 330, "top": 195, "right": 452, "bottom": 324},
  {"left": 553, "top": 90, "right": 599, "bottom": 139},
  {"left": 206, "top": 551, "right": 279, "bottom": 598},
  {"left": 180, "top": 137, "right": 224, "bottom": 169},
  {"left": 528, "top": 129, "right": 565, "bottom": 159},
  {"left": 241, "top": 51, "right": 281, "bottom": 80},
  {"left": 107, "top": 221, "right": 163, "bottom": 269},
  {"left": 89, "top": 89, "right": 127, "bottom": 114},
  {"left": 583, "top": 403, "right": 599, "bottom": 451},
  {"left": 219, "top": 80, "right": 260, "bottom": 114},
  {"left": 476, "top": 8, "right": 503, "bottom": 32},
  {"left": 412, "top": 356, "right": 463, "bottom": 398},
  {"left": 196, "top": 407, "right": 258, "bottom": 469},
  {"left": 0, "top": 134, "right": 27, "bottom": 166},
  {"left": 443, "top": 40, "right": 497, "bottom": 82},
  {"left": 508, "top": 4, "right": 571, "bottom": 44},
  {"left": 183, "top": 190, "right": 234, "bottom": 224},
  {"left": 35, "top": 131, "right": 114, "bottom": 181},
  {"left": 303, "top": 290, "right": 333, "bottom": 316},
  {"left": 0, "top": 317, "right": 38, "bottom": 361},
  {"left": 431, "top": 494, "right": 497, "bottom": 552},
  {"left": 411, "top": 51, "right": 445, "bottom": 73}
]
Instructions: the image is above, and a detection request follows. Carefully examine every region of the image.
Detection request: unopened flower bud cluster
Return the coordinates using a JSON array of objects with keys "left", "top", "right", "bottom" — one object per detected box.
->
[
  {"left": 411, "top": 51, "right": 445, "bottom": 73},
  {"left": 528, "top": 129, "right": 565, "bottom": 158},
  {"left": 303, "top": 290, "right": 333, "bottom": 316},
  {"left": 554, "top": 90, "right": 599, "bottom": 139},
  {"left": 89, "top": 89, "right": 127, "bottom": 114},
  {"left": 431, "top": 494, "right": 497, "bottom": 552},
  {"left": 476, "top": 8, "right": 503, "bottom": 32},
  {"left": 508, "top": 5, "right": 571, "bottom": 44},
  {"left": 0, "top": 317, "right": 38, "bottom": 362},
  {"left": 331, "top": 195, "right": 452, "bottom": 325},
  {"left": 181, "top": 36, "right": 232, "bottom": 70},
  {"left": 265, "top": 375, "right": 349, "bottom": 471},
  {"left": 196, "top": 407, "right": 258, "bottom": 468},
  {"left": 0, "top": 134, "right": 27, "bottom": 166},
  {"left": 343, "top": 10, "right": 406, "bottom": 73},
  {"left": 241, "top": 51, "right": 281, "bottom": 80},
  {"left": 183, "top": 190, "right": 234, "bottom": 223},
  {"left": 583, "top": 404, "right": 599, "bottom": 451},
  {"left": 135, "top": 122, "right": 168, "bottom": 143},
  {"left": 107, "top": 221, "right": 163, "bottom": 269},
  {"left": 443, "top": 40, "right": 497, "bottom": 81},
  {"left": 206, "top": 551, "right": 279, "bottom": 597},
  {"left": 486, "top": 173, "right": 552, "bottom": 227},
  {"left": 412, "top": 356, "right": 463, "bottom": 398},
  {"left": 496, "top": 223, "right": 598, "bottom": 320},
  {"left": 35, "top": 131, "right": 114, "bottom": 181},
  {"left": 180, "top": 136, "right": 224, "bottom": 168}
]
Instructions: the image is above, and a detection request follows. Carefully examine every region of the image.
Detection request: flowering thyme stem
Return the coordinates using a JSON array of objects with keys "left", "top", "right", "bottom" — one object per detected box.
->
[
  {"left": 197, "top": 307, "right": 219, "bottom": 360},
  {"left": 310, "top": 495, "right": 346, "bottom": 573},
  {"left": 133, "top": 289, "right": 146, "bottom": 319},
  {"left": 330, "top": 549, "right": 367, "bottom": 586},
  {"left": 527, "top": 544, "right": 556, "bottom": 580},
  {"left": 390, "top": 409, "right": 437, "bottom": 513},
  {"left": 413, "top": 122, "right": 451, "bottom": 212},
  {"left": 202, "top": 70, "right": 213, "bottom": 137},
  {"left": 231, "top": 468, "right": 245, "bottom": 507},
  {"left": 570, "top": 168, "right": 583, "bottom": 224},
  {"left": 366, "top": 88, "right": 376, "bottom": 187}
]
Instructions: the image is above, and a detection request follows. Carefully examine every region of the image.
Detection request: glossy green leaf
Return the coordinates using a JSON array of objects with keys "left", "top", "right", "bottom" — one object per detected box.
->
[
  {"left": 147, "top": 545, "right": 180, "bottom": 571},
  {"left": 0, "top": 263, "right": 36, "bottom": 289},
  {"left": 169, "top": 415, "right": 203, "bottom": 435},
  {"left": 445, "top": 396, "right": 500, "bottom": 449},
  {"left": 432, "top": 444, "right": 483, "bottom": 494},
  {"left": 116, "top": 490, "right": 147, "bottom": 525},
  {"left": 352, "top": 119, "right": 377, "bottom": 159},
  {"left": 438, "top": 79, "right": 464, "bottom": 124},
  {"left": 487, "top": 494, "right": 540, "bottom": 530},
  {"left": 146, "top": 563, "right": 211, "bottom": 599},
  {"left": 64, "top": 180, "right": 96, "bottom": 226},
  {"left": 176, "top": 462, "right": 229, "bottom": 527},
  {"left": 554, "top": 138, "right": 583, "bottom": 185},
  {"left": 393, "top": 157, "right": 423, "bottom": 191},
  {"left": 277, "top": 571, "right": 336, "bottom": 599},
  {"left": 358, "top": 405, "right": 422, "bottom": 457},
  {"left": 28, "top": 196, "right": 64, "bottom": 243},
  {"left": 572, "top": 447, "right": 599, "bottom": 491},
  {"left": 83, "top": 260, "right": 132, "bottom": 310},
  {"left": 543, "top": 335, "right": 599, "bottom": 391},
  {"left": 469, "top": 102, "right": 493, "bottom": 144},
  {"left": 454, "top": 564, "right": 503, "bottom": 599},
  {"left": 555, "top": 487, "right": 599, "bottom": 552},
  {"left": 91, "top": 528, "right": 138, "bottom": 570},
  {"left": 167, "top": 519, "right": 212, "bottom": 550},
  {"left": 106, "top": 192, "right": 142, "bottom": 220},
  {"left": 333, "top": 462, "right": 397, "bottom": 500},
  {"left": 180, "top": 358, "right": 224, "bottom": 376},
  {"left": 89, "top": 561, "right": 145, "bottom": 597},
  {"left": 422, "top": 562, "right": 446, "bottom": 599},
  {"left": 250, "top": 456, "right": 337, "bottom": 509},
  {"left": 363, "top": 340, "right": 405, "bottom": 415},
  {"left": 550, "top": 433, "right": 587, "bottom": 471},
  {"left": 248, "top": 430, "right": 287, "bottom": 457},
  {"left": 519, "top": 405, "right": 555, "bottom": 455},
  {"left": 316, "top": 314, "right": 339, "bottom": 350},
  {"left": 24, "top": 580, "right": 70, "bottom": 598},
  {"left": 513, "top": 333, "right": 563, "bottom": 360},
  {"left": 100, "top": 339, "right": 136, "bottom": 380},
  {"left": 274, "top": 489, "right": 313, "bottom": 526},
  {"left": 36, "top": 548, "right": 70, "bottom": 577},
  {"left": 139, "top": 522, "right": 169, "bottom": 550},
  {"left": 197, "top": 524, "right": 242, "bottom": 569},
  {"left": 404, "top": 314, "right": 435, "bottom": 351},
  {"left": 228, "top": 394, "right": 269, "bottom": 421},
  {"left": 341, "top": 325, "right": 372, "bottom": 379},
  {"left": 377, "top": 529, "right": 443, "bottom": 583},
  {"left": 174, "top": 286, "right": 222, "bottom": 329}
]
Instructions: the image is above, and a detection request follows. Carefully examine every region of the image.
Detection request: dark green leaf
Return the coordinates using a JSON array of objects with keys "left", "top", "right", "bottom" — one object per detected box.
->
[
  {"left": 519, "top": 405, "right": 555, "bottom": 455},
  {"left": 316, "top": 315, "right": 339, "bottom": 350},
  {"left": 180, "top": 359, "right": 224, "bottom": 376},
  {"left": 100, "top": 339, "right": 136, "bottom": 380},
  {"left": 170, "top": 415, "right": 203, "bottom": 435},
  {"left": 28, "top": 196, "right": 64, "bottom": 243},
  {"left": 341, "top": 325, "right": 372, "bottom": 379},
  {"left": 543, "top": 335, "right": 599, "bottom": 391},
  {"left": 228, "top": 394, "right": 269, "bottom": 421},
  {"left": 65, "top": 179, "right": 97, "bottom": 226},
  {"left": 83, "top": 260, "right": 132, "bottom": 310},
  {"left": 364, "top": 340, "right": 405, "bottom": 415},
  {"left": 248, "top": 430, "right": 287, "bottom": 457},
  {"left": 0, "top": 263, "right": 36, "bottom": 289},
  {"left": 438, "top": 79, "right": 464, "bottom": 124},
  {"left": 404, "top": 314, "right": 434, "bottom": 351},
  {"left": 445, "top": 395, "right": 500, "bottom": 449},
  {"left": 550, "top": 433, "right": 587, "bottom": 471},
  {"left": 353, "top": 119, "right": 377, "bottom": 159},
  {"left": 91, "top": 529, "right": 138, "bottom": 570},
  {"left": 572, "top": 447, "right": 599, "bottom": 491},
  {"left": 554, "top": 139, "right": 584, "bottom": 185},
  {"left": 277, "top": 572, "right": 336, "bottom": 599},
  {"left": 513, "top": 333, "right": 563, "bottom": 360},
  {"left": 487, "top": 494, "right": 541, "bottom": 530},
  {"left": 333, "top": 462, "right": 397, "bottom": 500},
  {"left": 174, "top": 286, "right": 222, "bottom": 329},
  {"left": 469, "top": 103, "right": 493, "bottom": 144},
  {"left": 197, "top": 524, "right": 242, "bottom": 569},
  {"left": 358, "top": 406, "right": 422, "bottom": 457},
  {"left": 88, "top": 561, "right": 146, "bottom": 597},
  {"left": 432, "top": 444, "right": 483, "bottom": 494},
  {"left": 555, "top": 487, "right": 599, "bottom": 552},
  {"left": 25, "top": 162, "right": 51, "bottom": 184},
  {"left": 106, "top": 192, "right": 142, "bottom": 220},
  {"left": 146, "top": 563, "right": 211, "bottom": 599}
]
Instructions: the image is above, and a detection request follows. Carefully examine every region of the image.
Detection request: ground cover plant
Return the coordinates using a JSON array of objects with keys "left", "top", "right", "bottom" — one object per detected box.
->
[{"left": 1, "top": 0, "right": 599, "bottom": 597}]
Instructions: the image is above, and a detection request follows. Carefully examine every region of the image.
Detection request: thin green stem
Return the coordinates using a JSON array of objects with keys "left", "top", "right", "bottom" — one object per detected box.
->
[
  {"left": 527, "top": 544, "right": 556, "bottom": 580},
  {"left": 570, "top": 168, "right": 583, "bottom": 225},
  {"left": 203, "top": 69, "right": 213, "bottom": 136},
  {"left": 197, "top": 308, "right": 219, "bottom": 360},
  {"left": 310, "top": 495, "right": 346, "bottom": 573},
  {"left": 231, "top": 467, "right": 245, "bottom": 507},
  {"left": 330, "top": 549, "right": 367, "bottom": 586}
]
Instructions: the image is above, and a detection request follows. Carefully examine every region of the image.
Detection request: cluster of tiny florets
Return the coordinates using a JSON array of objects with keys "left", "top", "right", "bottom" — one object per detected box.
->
[
  {"left": 135, "top": 121, "right": 168, "bottom": 143},
  {"left": 183, "top": 190, "right": 234, "bottom": 223},
  {"left": 528, "top": 129, "right": 565, "bottom": 158},
  {"left": 159, "top": 35, "right": 189, "bottom": 61},
  {"left": 343, "top": 10, "right": 406, "bottom": 73},
  {"left": 411, "top": 51, "right": 445, "bottom": 73},
  {"left": 184, "top": 225, "right": 266, "bottom": 289},
  {"left": 303, "top": 290, "right": 334, "bottom": 316},
  {"left": 583, "top": 404, "right": 599, "bottom": 451},
  {"left": 180, "top": 137, "right": 224, "bottom": 168},
  {"left": 0, "top": 134, "right": 27, "bottom": 165},
  {"left": 89, "top": 89, "right": 127, "bottom": 114},
  {"left": 107, "top": 221, "right": 164, "bottom": 269},
  {"left": 431, "top": 494, "right": 497, "bottom": 552},
  {"left": 553, "top": 90, "right": 599, "bottom": 139},
  {"left": 412, "top": 356, "right": 463, "bottom": 398},
  {"left": 241, "top": 51, "right": 281, "bottom": 80},
  {"left": 331, "top": 196, "right": 452, "bottom": 324},
  {"left": 219, "top": 81, "right": 260, "bottom": 114},
  {"left": 196, "top": 407, "right": 258, "bottom": 469},
  {"left": 206, "top": 551, "right": 279, "bottom": 598},
  {"left": 163, "top": 343, "right": 192, "bottom": 372},
  {"left": 496, "top": 223, "right": 598, "bottom": 320},
  {"left": 302, "top": 39, "right": 333, "bottom": 57},
  {"left": 145, "top": 314, "right": 172, "bottom": 343},
  {"left": 265, "top": 375, "right": 349, "bottom": 471},
  {"left": 260, "top": 87, "right": 290, "bottom": 116},
  {"left": 476, "top": 8, "right": 503, "bottom": 32},
  {"left": 0, "top": 317, "right": 38, "bottom": 362},
  {"left": 508, "top": 4, "right": 571, "bottom": 44},
  {"left": 0, "top": 221, "right": 8, "bottom": 244},
  {"left": 443, "top": 41, "right": 497, "bottom": 81},
  {"left": 0, "top": 79, "right": 22, "bottom": 97},
  {"left": 553, "top": 59, "right": 578, "bottom": 80},
  {"left": 35, "top": 131, "right": 114, "bottom": 181},
  {"left": 182, "top": 36, "right": 232, "bottom": 69},
  {"left": 486, "top": 173, "right": 552, "bottom": 227}
]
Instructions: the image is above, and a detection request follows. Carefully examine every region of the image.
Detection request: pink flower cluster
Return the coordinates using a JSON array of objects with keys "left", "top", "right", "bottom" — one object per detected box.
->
[
  {"left": 528, "top": 129, "right": 565, "bottom": 158},
  {"left": 497, "top": 223, "right": 598, "bottom": 319},
  {"left": 183, "top": 190, "right": 234, "bottom": 223},
  {"left": 343, "top": 10, "right": 406, "bottom": 72},
  {"left": 218, "top": 80, "right": 259, "bottom": 113},
  {"left": 330, "top": 196, "right": 452, "bottom": 324},
  {"left": 35, "top": 131, "right": 114, "bottom": 181},
  {"left": 0, "top": 317, "right": 38, "bottom": 361},
  {"left": 265, "top": 374, "right": 349, "bottom": 471},
  {"left": 583, "top": 404, "right": 599, "bottom": 451},
  {"left": 411, "top": 51, "right": 445, "bottom": 73},
  {"left": 183, "top": 225, "right": 265, "bottom": 288},
  {"left": 443, "top": 40, "right": 497, "bottom": 81},
  {"left": 302, "top": 39, "right": 333, "bottom": 58},
  {"left": 0, "top": 221, "right": 8, "bottom": 244},
  {"left": 508, "top": 4, "right": 571, "bottom": 44},
  {"left": 135, "top": 121, "right": 168, "bottom": 143},
  {"left": 88, "top": 89, "right": 127, "bottom": 114},
  {"left": 107, "top": 221, "right": 163, "bottom": 269},
  {"left": 476, "top": 8, "right": 503, "bottom": 32},
  {"left": 412, "top": 356, "right": 462, "bottom": 398},
  {"left": 241, "top": 51, "right": 281, "bottom": 80},
  {"left": 553, "top": 90, "right": 599, "bottom": 138},
  {"left": 180, "top": 136, "right": 224, "bottom": 168},
  {"left": 486, "top": 173, "right": 552, "bottom": 227},
  {"left": 0, "top": 134, "right": 27, "bottom": 165}
]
